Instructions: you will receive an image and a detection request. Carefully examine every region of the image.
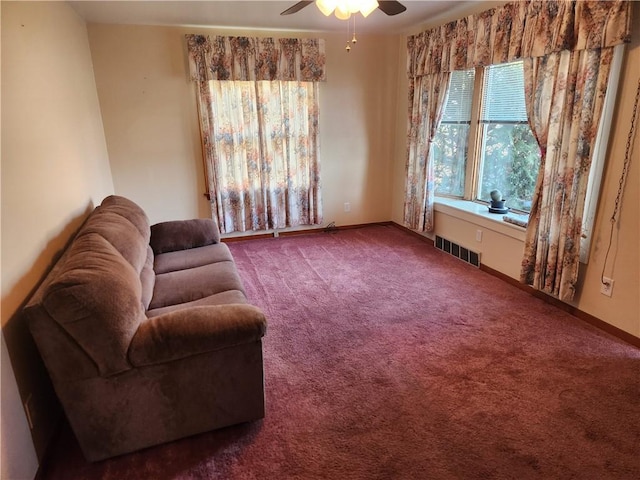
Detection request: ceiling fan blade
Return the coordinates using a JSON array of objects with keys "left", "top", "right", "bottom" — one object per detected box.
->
[
  {"left": 377, "top": 1, "right": 407, "bottom": 16},
  {"left": 280, "top": 1, "right": 314, "bottom": 15}
]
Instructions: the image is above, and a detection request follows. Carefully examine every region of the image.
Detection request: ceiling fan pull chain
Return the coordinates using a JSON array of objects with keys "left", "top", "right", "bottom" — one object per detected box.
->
[
  {"left": 344, "top": 12, "right": 351, "bottom": 53},
  {"left": 345, "top": 14, "right": 352, "bottom": 52},
  {"left": 352, "top": 15, "right": 358, "bottom": 44}
]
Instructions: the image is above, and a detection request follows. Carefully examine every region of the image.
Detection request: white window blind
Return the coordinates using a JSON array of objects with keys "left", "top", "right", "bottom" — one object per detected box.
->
[
  {"left": 481, "top": 61, "right": 528, "bottom": 124},
  {"left": 441, "top": 69, "right": 475, "bottom": 124}
]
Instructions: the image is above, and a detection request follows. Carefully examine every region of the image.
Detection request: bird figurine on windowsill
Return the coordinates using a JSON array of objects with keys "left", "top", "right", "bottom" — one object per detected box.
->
[{"left": 489, "top": 189, "right": 509, "bottom": 214}]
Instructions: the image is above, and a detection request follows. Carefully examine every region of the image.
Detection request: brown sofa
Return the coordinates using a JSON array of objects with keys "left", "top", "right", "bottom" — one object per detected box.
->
[{"left": 23, "top": 195, "right": 266, "bottom": 461}]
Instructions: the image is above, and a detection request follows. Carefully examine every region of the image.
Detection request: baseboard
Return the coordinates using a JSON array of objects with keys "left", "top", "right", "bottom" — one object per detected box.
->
[
  {"left": 222, "top": 232, "right": 274, "bottom": 243},
  {"left": 389, "top": 222, "right": 435, "bottom": 245},
  {"left": 221, "top": 222, "right": 393, "bottom": 242},
  {"left": 479, "top": 264, "right": 640, "bottom": 349},
  {"left": 388, "top": 222, "right": 640, "bottom": 349}
]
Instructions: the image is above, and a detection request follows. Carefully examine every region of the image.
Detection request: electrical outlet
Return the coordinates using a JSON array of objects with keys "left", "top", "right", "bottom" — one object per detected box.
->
[
  {"left": 475, "top": 230, "right": 483, "bottom": 242},
  {"left": 600, "top": 277, "right": 614, "bottom": 297},
  {"left": 344, "top": 202, "right": 351, "bottom": 213}
]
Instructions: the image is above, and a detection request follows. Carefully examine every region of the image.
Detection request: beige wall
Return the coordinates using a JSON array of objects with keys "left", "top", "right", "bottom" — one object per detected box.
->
[
  {"left": 1, "top": 1, "right": 113, "bottom": 477},
  {"left": 391, "top": 3, "right": 640, "bottom": 338},
  {"left": 87, "top": 23, "right": 398, "bottom": 227},
  {"left": 86, "top": 24, "right": 208, "bottom": 223}
]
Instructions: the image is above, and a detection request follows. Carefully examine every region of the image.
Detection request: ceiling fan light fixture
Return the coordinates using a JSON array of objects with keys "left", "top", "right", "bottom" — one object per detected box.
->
[
  {"left": 346, "top": 0, "right": 362, "bottom": 13},
  {"left": 334, "top": 4, "right": 352, "bottom": 20},
  {"left": 283, "top": 0, "right": 405, "bottom": 18},
  {"left": 316, "top": 0, "right": 379, "bottom": 19},
  {"left": 315, "top": 0, "right": 337, "bottom": 16},
  {"left": 359, "top": 0, "right": 379, "bottom": 17}
]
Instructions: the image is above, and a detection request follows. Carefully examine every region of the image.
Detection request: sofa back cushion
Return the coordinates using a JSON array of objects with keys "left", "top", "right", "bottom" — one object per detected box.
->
[
  {"left": 41, "top": 233, "right": 145, "bottom": 376},
  {"left": 95, "top": 195, "right": 155, "bottom": 310},
  {"left": 99, "top": 195, "right": 151, "bottom": 243},
  {"left": 79, "top": 211, "right": 149, "bottom": 273},
  {"left": 150, "top": 219, "right": 220, "bottom": 254}
]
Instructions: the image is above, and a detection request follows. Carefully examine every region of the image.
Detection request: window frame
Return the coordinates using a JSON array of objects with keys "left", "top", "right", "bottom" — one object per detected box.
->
[
  {"left": 463, "top": 67, "right": 484, "bottom": 202},
  {"left": 462, "top": 60, "right": 529, "bottom": 215},
  {"left": 474, "top": 62, "right": 540, "bottom": 213},
  {"left": 435, "top": 61, "right": 542, "bottom": 215}
]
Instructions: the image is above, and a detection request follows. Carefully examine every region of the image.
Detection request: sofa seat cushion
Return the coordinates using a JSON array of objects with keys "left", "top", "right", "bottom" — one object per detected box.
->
[
  {"left": 128, "top": 305, "right": 266, "bottom": 366},
  {"left": 154, "top": 243, "right": 234, "bottom": 275},
  {"left": 150, "top": 261, "right": 245, "bottom": 310},
  {"left": 146, "top": 290, "right": 248, "bottom": 318}
]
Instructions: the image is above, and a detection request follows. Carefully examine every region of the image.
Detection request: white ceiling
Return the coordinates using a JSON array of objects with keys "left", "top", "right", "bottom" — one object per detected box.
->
[{"left": 69, "top": 1, "right": 476, "bottom": 34}]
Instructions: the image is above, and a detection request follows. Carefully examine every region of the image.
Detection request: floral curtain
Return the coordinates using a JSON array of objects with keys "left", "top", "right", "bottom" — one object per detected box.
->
[
  {"left": 186, "top": 35, "right": 325, "bottom": 233},
  {"left": 187, "top": 35, "right": 326, "bottom": 82},
  {"left": 521, "top": 48, "right": 613, "bottom": 301},
  {"left": 406, "top": 0, "right": 631, "bottom": 77},
  {"left": 404, "top": 72, "right": 450, "bottom": 231},
  {"left": 404, "top": 0, "right": 631, "bottom": 299}
]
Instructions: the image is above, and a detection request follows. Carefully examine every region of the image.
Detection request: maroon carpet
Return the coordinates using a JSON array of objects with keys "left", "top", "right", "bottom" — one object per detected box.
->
[{"left": 41, "top": 225, "right": 640, "bottom": 479}]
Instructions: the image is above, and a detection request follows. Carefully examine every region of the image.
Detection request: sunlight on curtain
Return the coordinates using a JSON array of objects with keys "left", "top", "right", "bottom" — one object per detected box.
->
[
  {"left": 186, "top": 35, "right": 326, "bottom": 234},
  {"left": 208, "top": 81, "right": 321, "bottom": 233}
]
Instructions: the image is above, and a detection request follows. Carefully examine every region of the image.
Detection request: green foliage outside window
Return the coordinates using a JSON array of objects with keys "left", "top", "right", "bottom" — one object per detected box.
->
[
  {"left": 431, "top": 62, "right": 541, "bottom": 213},
  {"left": 432, "top": 124, "right": 469, "bottom": 197},
  {"left": 478, "top": 124, "right": 540, "bottom": 211}
]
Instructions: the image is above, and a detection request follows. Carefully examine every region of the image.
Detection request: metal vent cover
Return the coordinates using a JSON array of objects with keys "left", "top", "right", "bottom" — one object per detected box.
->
[{"left": 435, "top": 236, "right": 480, "bottom": 268}]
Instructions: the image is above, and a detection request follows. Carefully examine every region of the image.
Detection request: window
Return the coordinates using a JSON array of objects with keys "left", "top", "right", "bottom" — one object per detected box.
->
[
  {"left": 477, "top": 63, "right": 540, "bottom": 211},
  {"left": 207, "top": 80, "right": 322, "bottom": 232},
  {"left": 431, "top": 61, "right": 541, "bottom": 213},
  {"left": 432, "top": 69, "right": 475, "bottom": 197},
  {"left": 186, "top": 35, "right": 325, "bottom": 234}
]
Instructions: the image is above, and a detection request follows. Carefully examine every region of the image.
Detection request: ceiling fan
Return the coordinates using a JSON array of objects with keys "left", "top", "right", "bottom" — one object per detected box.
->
[{"left": 281, "top": 1, "right": 407, "bottom": 17}]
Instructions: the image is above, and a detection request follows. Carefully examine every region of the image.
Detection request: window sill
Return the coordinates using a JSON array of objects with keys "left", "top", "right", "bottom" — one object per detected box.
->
[{"left": 434, "top": 197, "right": 528, "bottom": 242}]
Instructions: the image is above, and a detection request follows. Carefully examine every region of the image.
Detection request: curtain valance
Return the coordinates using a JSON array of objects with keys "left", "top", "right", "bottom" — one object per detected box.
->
[
  {"left": 407, "top": 0, "right": 631, "bottom": 77},
  {"left": 186, "top": 35, "right": 326, "bottom": 82}
]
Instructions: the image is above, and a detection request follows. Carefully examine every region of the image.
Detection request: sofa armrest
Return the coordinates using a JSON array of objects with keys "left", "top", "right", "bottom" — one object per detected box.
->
[
  {"left": 128, "top": 305, "right": 266, "bottom": 367},
  {"left": 150, "top": 219, "right": 220, "bottom": 254}
]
